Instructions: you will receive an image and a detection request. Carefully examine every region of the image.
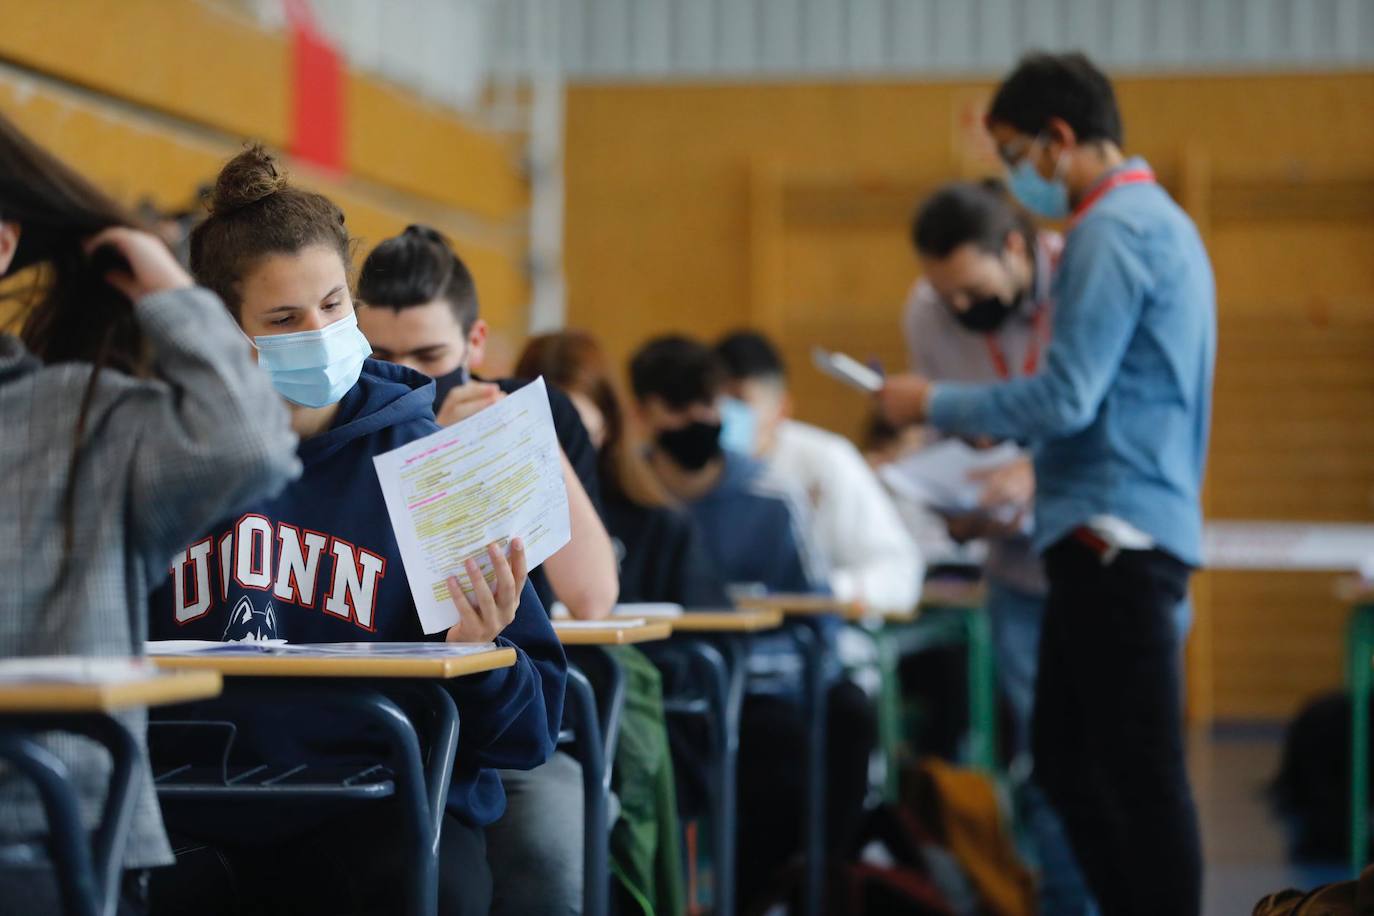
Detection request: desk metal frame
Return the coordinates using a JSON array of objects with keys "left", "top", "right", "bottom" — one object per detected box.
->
[
  {"left": 0, "top": 714, "right": 139, "bottom": 916},
  {"left": 153, "top": 679, "right": 458, "bottom": 916},
  {"left": 563, "top": 647, "right": 628, "bottom": 916},
  {"left": 862, "top": 603, "right": 997, "bottom": 802},
  {"left": 647, "top": 635, "right": 746, "bottom": 916},
  {"left": 1349, "top": 600, "right": 1374, "bottom": 873}
]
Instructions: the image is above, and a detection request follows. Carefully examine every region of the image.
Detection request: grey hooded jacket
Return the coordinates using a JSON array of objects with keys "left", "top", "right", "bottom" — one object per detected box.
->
[{"left": 0, "top": 286, "right": 300, "bottom": 867}]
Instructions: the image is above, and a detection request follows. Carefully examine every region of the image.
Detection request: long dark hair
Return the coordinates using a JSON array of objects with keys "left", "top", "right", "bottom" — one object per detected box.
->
[
  {"left": 515, "top": 330, "right": 673, "bottom": 510},
  {"left": 0, "top": 111, "right": 143, "bottom": 570}
]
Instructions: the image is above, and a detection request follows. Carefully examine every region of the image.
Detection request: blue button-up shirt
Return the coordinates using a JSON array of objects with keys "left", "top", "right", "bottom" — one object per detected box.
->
[{"left": 928, "top": 158, "right": 1216, "bottom": 566}]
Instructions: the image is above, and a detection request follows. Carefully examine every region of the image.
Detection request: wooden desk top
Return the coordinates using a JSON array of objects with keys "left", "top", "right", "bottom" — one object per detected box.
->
[
  {"left": 152, "top": 646, "right": 517, "bottom": 679},
  {"left": 667, "top": 609, "right": 785, "bottom": 633},
  {"left": 0, "top": 669, "right": 222, "bottom": 714},
  {"left": 919, "top": 579, "right": 987, "bottom": 610},
  {"left": 553, "top": 620, "right": 674, "bottom": 645},
  {"left": 735, "top": 594, "right": 864, "bottom": 618},
  {"left": 1338, "top": 576, "right": 1374, "bottom": 604}
]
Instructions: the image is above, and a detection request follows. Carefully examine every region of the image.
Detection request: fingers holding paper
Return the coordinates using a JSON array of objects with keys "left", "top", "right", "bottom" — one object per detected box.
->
[
  {"left": 445, "top": 538, "right": 528, "bottom": 643},
  {"left": 969, "top": 455, "right": 1035, "bottom": 510}
]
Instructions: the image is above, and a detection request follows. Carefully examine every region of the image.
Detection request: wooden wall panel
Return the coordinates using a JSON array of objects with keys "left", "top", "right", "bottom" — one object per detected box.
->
[
  {"left": 0, "top": 0, "right": 528, "bottom": 221},
  {"left": 0, "top": 73, "right": 528, "bottom": 343}
]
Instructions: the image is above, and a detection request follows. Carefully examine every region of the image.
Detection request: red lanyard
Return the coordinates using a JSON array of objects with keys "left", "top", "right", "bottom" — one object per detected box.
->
[
  {"left": 1067, "top": 166, "right": 1156, "bottom": 230},
  {"left": 983, "top": 306, "right": 1050, "bottom": 380}
]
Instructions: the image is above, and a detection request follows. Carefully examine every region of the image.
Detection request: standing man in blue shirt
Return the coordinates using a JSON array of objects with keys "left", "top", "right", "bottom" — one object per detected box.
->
[{"left": 880, "top": 53, "right": 1215, "bottom": 916}]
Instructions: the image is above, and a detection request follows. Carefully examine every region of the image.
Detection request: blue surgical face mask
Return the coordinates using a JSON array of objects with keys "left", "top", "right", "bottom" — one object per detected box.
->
[
  {"left": 251, "top": 312, "right": 372, "bottom": 408},
  {"left": 718, "top": 396, "right": 758, "bottom": 455},
  {"left": 1007, "top": 138, "right": 1069, "bottom": 219}
]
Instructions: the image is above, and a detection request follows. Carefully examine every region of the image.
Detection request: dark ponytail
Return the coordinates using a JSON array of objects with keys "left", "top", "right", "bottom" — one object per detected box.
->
[{"left": 357, "top": 224, "right": 479, "bottom": 331}]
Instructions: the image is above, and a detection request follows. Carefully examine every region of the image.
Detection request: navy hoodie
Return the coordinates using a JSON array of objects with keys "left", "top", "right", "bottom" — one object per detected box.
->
[{"left": 148, "top": 359, "right": 566, "bottom": 826}]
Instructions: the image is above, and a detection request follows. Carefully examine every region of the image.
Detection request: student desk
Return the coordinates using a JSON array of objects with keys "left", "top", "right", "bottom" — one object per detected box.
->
[
  {"left": 553, "top": 620, "right": 675, "bottom": 645},
  {"left": 0, "top": 666, "right": 222, "bottom": 916},
  {"left": 638, "top": 609, "right": 783, "bottom": 916},
  {"left": 553, "top": 620, "right": 673, "bottom": 916},
  {"left": 152, "top": 645, "right": 515, "bottom": 916}
]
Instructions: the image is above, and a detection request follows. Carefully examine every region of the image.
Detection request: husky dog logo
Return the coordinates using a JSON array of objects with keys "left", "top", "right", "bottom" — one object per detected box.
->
[{"left": 222, "top": 595, "right": 279, "bottom": 642}]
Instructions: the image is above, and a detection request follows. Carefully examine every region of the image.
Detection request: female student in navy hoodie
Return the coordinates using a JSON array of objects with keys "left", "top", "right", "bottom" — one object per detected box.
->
[{"left": 145, "top": 146, "right": 565, "bottom": 916}]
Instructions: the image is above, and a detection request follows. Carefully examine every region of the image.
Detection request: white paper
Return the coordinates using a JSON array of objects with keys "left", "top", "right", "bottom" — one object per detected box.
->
[
  {"left": 0, "top": 657, "right": 155, "bottom": 684},
  {"left": 811, "top": 348, "right": 883, "bottom": 394},
  {"left": 374, "top": 377, "right": 571, "bottom": 634},
  {"left": 554, "top": 619, "right": 648, "bottom": 630},
  {"left": 146, "top": 640, "right": 287, "bottom": 655},
  {"left": 880, "top": 439, "right": 1026, "bottom": 516},
  {"left": 277, "top": 642, "right": 498, "bottom": 657},
  {"left": 611, "top": 603, "right": 684, "bottom": 619}
]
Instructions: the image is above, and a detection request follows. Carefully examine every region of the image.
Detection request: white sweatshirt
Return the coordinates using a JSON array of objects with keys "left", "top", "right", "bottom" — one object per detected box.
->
[{"left": 765, "top": 419, "right": 924, "bottom": 613}]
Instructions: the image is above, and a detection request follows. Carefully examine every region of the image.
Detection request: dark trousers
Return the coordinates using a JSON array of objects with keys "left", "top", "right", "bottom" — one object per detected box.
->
[
  {"left": 148, "top": 807, "right": 491, "bottom": 916},
  {"left": 1033, "top": 536, "right": 1201, "bottom": 916},
  {"left": 735, "top": 679, "right": 876, "bottom": 910}
]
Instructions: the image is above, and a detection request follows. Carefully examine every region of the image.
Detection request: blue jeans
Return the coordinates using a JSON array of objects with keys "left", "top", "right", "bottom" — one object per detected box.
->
[{"left": 987, "top": 580, "right": 1099, "bottom": 916}]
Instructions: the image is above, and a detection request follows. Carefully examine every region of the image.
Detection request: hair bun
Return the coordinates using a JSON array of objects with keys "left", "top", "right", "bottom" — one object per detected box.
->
[
  {"left": 402, "top": 224, "right": 450, "bottom": 246},
  {"left": 208, "top": 143, "right": 288, "bottom": 216}
]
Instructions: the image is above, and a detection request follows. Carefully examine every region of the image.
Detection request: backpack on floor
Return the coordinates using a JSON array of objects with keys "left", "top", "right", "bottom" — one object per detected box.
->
[
  {"left": 905, "top": 758, "right": 1037, "bottom": 916},
  {"left": 1270, "top": 691, "right": 1366, "bottom": 861}
]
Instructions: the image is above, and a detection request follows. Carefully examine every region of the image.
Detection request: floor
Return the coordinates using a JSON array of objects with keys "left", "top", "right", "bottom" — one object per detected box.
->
[{"left": 1192, "top": 724, "right": 1347, "bottom": 916}]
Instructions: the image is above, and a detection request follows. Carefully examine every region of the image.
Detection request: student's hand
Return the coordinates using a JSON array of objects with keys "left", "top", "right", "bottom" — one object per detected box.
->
[
  {"left": 877, "top": 374, "right": 932, "bottom": 427},
  {"left": 436, "top": 382, "right": 505, "bottom": 427},
  {"left": 942, "top": 512, "right": 987, "bottom": 544},
  {"left": 970, "top": 456, "right": 1035, "bottom": 510},
  {"left": 83, "top": 227, "right": 193, "bottom": 301},
  {"left": 444, "top": 539, "right": 528, "bottom": 643}
]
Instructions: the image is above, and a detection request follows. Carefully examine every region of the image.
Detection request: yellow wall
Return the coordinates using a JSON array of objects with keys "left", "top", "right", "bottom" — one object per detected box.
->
[
  {"left": 565, "top": 71, "right": 1374, "bottom": 721},
  {"left": 0, "top": 0, "right": 529, "bottom": 348}
]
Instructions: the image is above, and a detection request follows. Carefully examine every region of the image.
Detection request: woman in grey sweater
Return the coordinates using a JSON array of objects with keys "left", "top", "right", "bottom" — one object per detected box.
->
[{"left": 0, "top": 115, "right": 300, "bottom": 911}]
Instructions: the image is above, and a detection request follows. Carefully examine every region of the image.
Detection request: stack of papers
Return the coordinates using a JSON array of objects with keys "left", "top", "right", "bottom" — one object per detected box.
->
[
  {"left": 0, "top": 656, "right": 155, "bottom": 684},
  {"left": 145, "top": 641, "right": 498, "bottom": 657},
  {"left": 879, "top": 440, "right": 1025, "bottom": 517},
  {"left": 146, "top": 640, "right": 286, "bottom": 655}
]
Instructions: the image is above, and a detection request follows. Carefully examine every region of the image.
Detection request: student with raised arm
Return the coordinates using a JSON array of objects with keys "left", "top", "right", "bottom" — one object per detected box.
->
[
  {"left": 356, "top": 226, "right": 619, "bottom": 623},
  {"left": 0, "top": 115, "right": 299, "bottom": 913},
  {"left": 144, "top": 146, "right": 564, "bottom": 916}
]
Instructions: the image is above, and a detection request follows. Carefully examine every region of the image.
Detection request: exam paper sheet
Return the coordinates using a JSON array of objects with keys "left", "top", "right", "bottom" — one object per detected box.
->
[
  {"left": 879, "top": 439, "right": 1025, "bottom": 516},
  {"left": 374, "top": 377, "right": 571, "bottom": 634}
]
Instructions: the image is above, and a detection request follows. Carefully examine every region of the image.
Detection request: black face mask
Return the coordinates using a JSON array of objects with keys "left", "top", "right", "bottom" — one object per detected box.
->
[
  {"left": 431, "top": 361, "right": 471, "bottom": 412},
  {"left": 951, "top": 294, "right": 1019, "bottom": 333},
  {"left": 656, "top": 421, "right": 723, "bottom": 471}
]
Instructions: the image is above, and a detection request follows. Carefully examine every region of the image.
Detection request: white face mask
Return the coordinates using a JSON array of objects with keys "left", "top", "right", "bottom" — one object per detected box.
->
[{"left": 250, "top": 313, "right": 372, "bottom": 408}]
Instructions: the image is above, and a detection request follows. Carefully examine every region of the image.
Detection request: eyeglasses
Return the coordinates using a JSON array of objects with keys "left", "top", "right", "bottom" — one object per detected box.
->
[{"left": 995, "top": 134, "right": 1041, "bottom": 169}]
